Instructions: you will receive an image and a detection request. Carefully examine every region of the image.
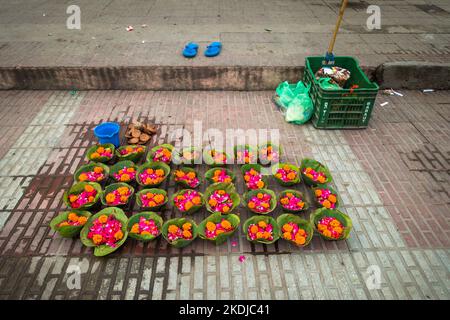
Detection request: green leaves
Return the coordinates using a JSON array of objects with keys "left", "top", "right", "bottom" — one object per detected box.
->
[
  {"left": 50, "top": 210, "right": 91, "bottom": 238},
  {"left": 100, "top": 182, "right": 134, "bottom": 207},
  {"left": 242, "top": 215, "right": 280, "bottom": 244},
  {"left": 243, "top": 189, "right": 277, "bottom": 215},
  {"left": 136, "top": 162, "right": 171, "bottom": 187},
  {"left": 204, "top": 182, "right": 240, "bottom": 214},
  {"left": 147, "top": 144, "right": 174, "bottom": 163},
  {"left": 300, "top": 158, "right": 333, "bottom": 186},
  {"left": 161, "top": 217, "right": 198, "bottom": 248},
  {"left": 135, "top": 188, "right": 168, "bottom": 211},
  {"left": 310, "top": 208, "right": 353, "bottom": 241},
  {"left": 198, "top": 212, "right": 240, "bottom": 245},
  {"left": 241, "top": 164, "right": 269, "bottom": 189},
  {"left": 80, "top": 207, "right": 128, "bottom": 257},
  {"left": 85, "top": 143, "right": 115, "bottom": 163},
  {"left": 277, "top": 213, "right": 313, "bottom": 247},
  {"left": 171, "top": 189, "right": 204, "bottom": 214},
  {"left": 127, "top": 212, "right": 163, "bottom": 242},
  {"left": 74, "top": 162, "right": 109, "bottom": 183},
  {"left": 271, "top": 163, "right": 301, "bottom": 186},
  {"left": 311, "top": 184, "right": 340, "bottom": 209},
  {"left": 63, "top": 182, "right": 102, "bottom": 210},
  {"left": 172, "top": 167, "right": 201, "bottom": 188},
  {"left": 205, "top": 167, "right": 236, "bottom": 184},
  {"left": 115, "top": 145, "right": 146, "bottom": 162},
  {"left": 109, "top": 160, "right": 138, "bottom": 183}
]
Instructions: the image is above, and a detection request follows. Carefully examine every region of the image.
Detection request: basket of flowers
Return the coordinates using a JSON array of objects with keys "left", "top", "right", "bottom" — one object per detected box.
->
[
  {"left": 110, "top": 160, "right": 138, "bottom": 183},
  {"left": 243, "top": 215, "right": 280, "bottom": 244},
  {"left": 147, "top": 144, "right": 174, "bottom": 164},
  {"left": 101, "top": 183, "right": 134, "bottom": 207},
  {"left": 310, "top": 208, "right": 352, "bottom": 240},
  {"left": 172, "top": 146, "right": 202, "bottom": 166},
  {"left": 127, "top": 212, "right": 163, "bottom": 242},
  {"left": 205, "top": 183, "right": 240, "bottom": 214},
  {"left": 243, "top": 189, "right": 277, "bottom": 215},
  {"left": 241, "top": 164, "right": 268, "bottom": 190},
  {"left": 272, "top": 163, "right": 300, "bottom": 186},
  {"left": 136, "top": 162, "right": 171, "bottom": 187},
  {"left": 172, "top": 189, "right": 204, "bottom": 214},
  {"left": 203, "top": 147, "right": 229, "bottom": 166},
  {"left": 63, "top": 182, "right": 102, "bottom": 210},
  {"left": 74, "top": 162, "right": 109, "bottom": 184},
  {"left": 311, "top": 184, "right": 340, "bottom": 209},
  {"left": 205, "top": 168, "right": 235, "bottom": 184},
  {"left": 115, "top": 145, "right": 146, "bottom": 162},
  {"left": 86, "top": 144, "right": 115, "bottom": 163},
  {"left": 300, "top": 158, "right": 332, "bottom": 185},
  {"left": 162, "top": 218, "right": 198, "bottom": 248},
  {"left": 50, "top": 210, "right": 91, "bottom": 238},
  {"left": 173, "top": 167, "right": 201, "bottom": 188},
  {"left": 80, "top": 207, "right": 128, "bottom": 256},
  {"left": 258, "top": 142, "right": 282, "bottom": 165},
  {"left": 198, "top": 212, "right": 240, "bottom": 245},
  {"left": 234, "top": 144, "right": 257, "bottom": 164},
  {"left": 277, "top": 214, "right": 313, "bottom": 247},
  {"left": 278, "top": 190, "right": 308, "bottom": 213},
  {"left": 136, "top": 188, "right": 168, "bottom": 211}
]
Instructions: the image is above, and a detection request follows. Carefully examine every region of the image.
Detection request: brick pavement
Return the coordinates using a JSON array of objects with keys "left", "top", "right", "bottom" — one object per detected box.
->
[
  {"left": 0, "top": 89, "right": 449, "bottom": 300},
  {"left": 0, "top": 0, "right": 449, "bottom": 68}
]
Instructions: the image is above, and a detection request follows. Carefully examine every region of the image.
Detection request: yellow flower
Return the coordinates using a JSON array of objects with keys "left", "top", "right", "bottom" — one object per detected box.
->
[
  {"left": 206, "top": 221, "right": 216, "bottom": 232},
  {"left": 168, "top": 225, "right": 179, "bottom": 234}
]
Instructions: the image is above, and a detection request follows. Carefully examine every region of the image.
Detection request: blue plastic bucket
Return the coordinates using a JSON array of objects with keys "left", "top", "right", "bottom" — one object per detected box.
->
[{"left": 94, "top": 122, "right": 120, "bottom": 147}]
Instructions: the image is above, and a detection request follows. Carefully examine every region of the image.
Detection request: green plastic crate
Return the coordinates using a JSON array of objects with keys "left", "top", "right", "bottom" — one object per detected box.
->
[{"left": 303, "top": 56, "right": 379, "bottom": 129}]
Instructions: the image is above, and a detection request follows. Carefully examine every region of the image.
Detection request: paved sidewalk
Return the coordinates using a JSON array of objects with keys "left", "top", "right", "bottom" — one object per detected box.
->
[
  {"left": 0, "top": 89, "right": 448, "bottom": 300},
  {"left": 0, "top": 0, "right": 449, "bottom": 68}
]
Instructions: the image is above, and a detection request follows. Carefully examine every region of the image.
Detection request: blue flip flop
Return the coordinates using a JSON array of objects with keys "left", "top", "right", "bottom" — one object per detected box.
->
[
  {"left": 183, "top": 42, "right": 199, "bottom": 58},
  {"left": 204, "top": 41, "right": 222, "bottom": 57}
]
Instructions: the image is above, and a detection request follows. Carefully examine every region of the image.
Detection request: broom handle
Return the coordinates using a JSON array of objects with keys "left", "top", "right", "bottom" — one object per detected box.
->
[{"left": 327, "top": 0, "right": 349, "bottom": 55}]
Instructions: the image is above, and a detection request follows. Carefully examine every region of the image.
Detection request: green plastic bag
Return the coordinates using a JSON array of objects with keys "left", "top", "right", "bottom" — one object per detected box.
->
[
  {"left": 275, "top": 81, "right": 310, "bottom": 107},
  {"left": 285, "top": 91, "right": 314, "bottom": 125},
  {"left": 318, "top": 78, "right": 341, "bottom": 90}
]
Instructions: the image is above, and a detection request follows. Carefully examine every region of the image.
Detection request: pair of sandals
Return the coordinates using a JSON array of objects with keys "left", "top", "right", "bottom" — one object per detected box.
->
[{"left": 183, "top": 42, "right": 221, "bottom": 58}]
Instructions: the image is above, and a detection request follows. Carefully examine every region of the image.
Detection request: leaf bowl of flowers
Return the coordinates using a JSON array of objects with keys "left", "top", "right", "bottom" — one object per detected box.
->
[
  {"left": 147, "top": 143, "right": 174, "bottom": 164},
  {"left": 203, "top": 147, "right": 230, "bottom": 166},
  {"left": 172, "top": 146, "right": 202, "bottom": 166},
  {"left": 173, "top": 167, "right": 201, "bottom": 188},
  {"left": 127, "top": 212, "right": 163, "bottom": 242},
  {"left": 278, "top": 189, "right": 308, "bottom": 213},
  {"left": 234, "top": 144, "right": 257, "bottom": 165},
  {"left": 74, "top": 162, "right": 109, "bottom": 184},
  {"left": 101, "top": 182, "right": 134, "bottom": 207},
  {"left": 310, "top": 208, "right": 352, "bottom": 241},
  {"left": 136, "top": 162, "right": 171, "bottom": 187},
  {"left": 50, "top": 210, "right": 91, "bottom": 238},
  {"left": 115, "top": 145, "right": 146, "bottom": 162},
  {"left": 243, "top": 215, "right": 280, "bottom": 245},
  {"left": 80, "top": 207, "right": 128, "bottom": 256},
  {"left": 300, "top": 158, "right": 332, "bottom": 186},
  {"left": 162, "top": 217, "right": 198, "bottom": 248},
  {"left": 243, "top": 189, "right": 277, "bottom": 215},
  {"left": 110, "top": 160, "right": 138, "bottom": 183},
  {"left": 205, "top": 168, "right": 235, "bottom": 184},
  {"left": 198, "top": 212, "right": 240, "bottom": 245},
  {"left": 204, "top": 182, "right": 240, "bottom": 214},
  {"left": 311, "top": 184, "right": 340, "bottom": 209},
  {"left": 277, "top": 213, "right": 313, "bottom": 247},
  {"left": 172, "top": 189, "right": 204, "bottom": 214},
  {"left": 272, "top": 163, "right": 301, "bottom": 186},
  {"left": 258, "top": 142, "right": 282, "bottom": 165},
  {"left": 241, "top": 164, "right": 268, "bottom": 190},
  {"left": 63, "top": 182, "right": 102, "bottom": 210},
  {"left": 86, "top": 143, "right": 115, "bottom": 163},
  {"left": 136, "top": 188, "right": 168, "bottom": 211}
]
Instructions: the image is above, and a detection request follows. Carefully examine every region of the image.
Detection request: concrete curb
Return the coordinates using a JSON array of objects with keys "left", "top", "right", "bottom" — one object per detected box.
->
[{"left": 0, "top": 62, "right": 447, "bottom": 90}]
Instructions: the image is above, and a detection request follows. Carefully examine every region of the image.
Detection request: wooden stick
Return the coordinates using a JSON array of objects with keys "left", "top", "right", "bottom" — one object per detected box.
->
[{"left": 327, "top": 0, "right": 349, "bottom": 54}]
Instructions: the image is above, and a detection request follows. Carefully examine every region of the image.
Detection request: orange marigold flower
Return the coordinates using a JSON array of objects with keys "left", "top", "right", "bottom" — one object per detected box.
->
[
  {"left": 257, "top": 193, "right": 264, "bottom": 199},
  {"left": 175, "top": 170, "right": 185, "bottom": 178},
  {"left": 223, "top": 177, "right": 231, "bottom": 183},
  {"left": 258, "top": 221, "right": 267, "bottom": 228},
  {"left": 298, "top": 229, "right": 306, "bottom": 236},
  {"left": 78, "top": 216, "right": 88, "bottom": 225},
  {"left": 221, "top": 220, "right": 232, "bottom": 230},
  {"left": 206, "top": 221, "right": 216, "bottom": 232},
  {"left": 218, "top": 190, "right": 225, "bottom": 195},
  {"left": 78, "top": 173, "right": 88, "bottom": 181},
  {"left": 184, "top": 201, "right": 193, "bottom": 211},
  {"left": 120, "top": 195, "right": 128, "bottom": 203},
  {"left": 114, "top": 231, "right": 123, "bottom": 240},
  {"left": 168, "top": 225, "right": 179, "bottom": 234},
  {"left": 182, "top": 222, "right": 192, "bottom": 231},
  {"left": 68, "top": 212, "right": 79, "bottom": 222},
  {"left": 287, "top": 172, "right": 297, "bottom": 180},
  {"left": 256, "top": 180, "right": 265, "bottom": 189},
  {"left": 214, "top": 170, "right": 221, "bottom": 177},
  {"left": 216, "top": 229, "right": 225, "bottom": 235},
  {"left": 283, "top": 165, "right": 290, "bottom": 171},
  {"left": 98, "top": 215, "right": 108, "bottom": 224},
  {"left": 130, "top": 223, "right": 140, "bottom": 233},
  {"left": 155, "top": 169, "right": 164, "bottom": 177},
  {"left": 317, "top": 223, "right": 327, "bottom": 231},
  {"left": 141, "top": 231, "right": 151, "bottom": 236},
  {"left": 192, "top": 196, "right": 201, "bottom": 205},
  {"left": 105, "top": 193, "right": 116, "bottom": 203},
  {"left": 154, "top": 194, "right": 165, "bottom": 203},
  {"left": 305, "top": 167, "right": 312, "bottom": 173},
  {"left": 92, "top": 234, "right": 103, "bottom": 245},
  {"left": 146, "top": 168, "right": 154, "bottom": 174},
  {"left": 244, "top": 175, "right": 250, "bottom": 182},
  {"left": 97, "top": 147, "right": 105, "bottom": 154},
  {"left": 328, "top": 195, "right": 337, "bottom": 203},
  {"left": 128, "top": 167, "right": 135, "bottom": 172},
  {"left": 322, "top": 229, "right": 332, "bottom": 237},
  {"left": 315, "top": 189, "right": 322, "bottom": 197},
  {"left": 282, "top": 223, "right": 293, "bottom": 233},
  {"left": 317, "top": 176, "right": 326, "bottom": 184},
  {"left": 84, "top": 185, "right": 94, "bottom": 193},
  {"left": 186, "top": 172, "right": 196, "bottom": 179},
  {"left": 182, "top": 230, "right": 192, "bottom": 238},
  {"left": 94, "top": 167, "right": 103, "bottom": 173},
  {"left": 222, "top": 206, "right": 230, "bottom": 213},
  {"left": 280, "top": 197, "right": 289, "bottom": 205},
  {"left": 306, "top": 173, "right": 313, "bottom": 179},
  {"left": 286, "top": 192, "right": 293, "bottom": 198},
  {"left": 88, "top": 196, "right": 95, "bottom": 203},
  {"left": 69, "top": 195, "right": 78, "bottom": 203},
  {"left": 250, "top": 225, "right": 258, "bottom": 234},
  {"left": 295, "top": 235, "right": 306, "bottom": 245},
  {"left": 330, "top": 219, "right": 341, "bottom": 227},
  {"left": 120, "top": 174, "right": 130, "bottom": 182},
  {"left": 322, "top": 200, "right": 331, "bottom": 209},
  {"left": 256, "top": 232, "right": 264, "bottom": 239},
  {"left": 91, "top": 152, "right": 100, "bottom": 159},
  {"left": 333, "top": 226, "right": 343, "bottom": 234},
  {"left": 247, "top": 201, "right": 256, "bottom": 209},
  {"left": 283, "top": 232, "right": 292, "bottom": 240},
  {"left": 208, "top": 198, "right": 218, "bottom": 207},
  {"left": 117, "top": 187, "right": 129, "bottom": 195},
  {"left": 59, "top": 221, "right": 70, "bottom": 227}
]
